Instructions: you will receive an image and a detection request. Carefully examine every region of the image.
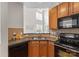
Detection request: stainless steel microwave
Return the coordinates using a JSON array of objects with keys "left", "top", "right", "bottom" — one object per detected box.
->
[{"left": 58, "top": 14, "right": 79, "bottom": 29}]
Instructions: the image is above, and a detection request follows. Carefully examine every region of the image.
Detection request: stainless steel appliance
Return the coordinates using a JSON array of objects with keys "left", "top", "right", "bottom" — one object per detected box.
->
[
  {"left": 55, "top": 33, "right": 79, "bottom": 57},
  {"left": 58, "top": 14, "right": 79, "bottom": 29},
  {"left": 55, "top": 33, "right": 79, "bottom": 50}
]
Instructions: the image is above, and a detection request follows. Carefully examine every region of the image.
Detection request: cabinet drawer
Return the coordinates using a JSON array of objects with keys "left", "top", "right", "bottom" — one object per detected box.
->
[
  {"left": 39, "top": 41, "right": 47, "bottom": 44},
  {"left": 29, "top": 41, "right": 39, "bottom": 45}
]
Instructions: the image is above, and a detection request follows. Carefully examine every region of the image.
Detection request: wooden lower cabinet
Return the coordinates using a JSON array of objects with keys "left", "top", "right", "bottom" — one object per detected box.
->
[
  {"left": 28, "top": 40, "right": 55, "bottom": 57},
  {"left": 28, "top": 41, "right": 39, "bottom": 57},
  {"left": 39, "top": 41, "right": 48, "bottom": 57},
  {"left": 48, "top": 41, "right": 55, "bottom": 57},
  {"left": 9, "top": 40, "right": 55, "bottom": 57}
]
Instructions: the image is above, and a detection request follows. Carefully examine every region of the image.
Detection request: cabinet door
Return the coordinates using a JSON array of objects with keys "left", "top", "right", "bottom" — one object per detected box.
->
[
  {"left": 48, "top": 41, "right": 55, "bottom": 57},
  {"left": 73, "top": 2, "right": 79, "bottom": 14},
  {"left": 8, "top": 46, "right": 15, "bottom": 57},
  {"left": 8, "top": 43, "right": 27, "bottom": 57},
  {"left": 49, "top": 7, "right": 58, "bottom": 30},
  {"left": 69, "top": 2, "right": 74, "bottom": 15},
  {"left": 39, "top": 41, "right": 48, "bottom": 57},
  {"left": 28, "top": 41, "right": 32, "bottom": 57},
  {"left": 49, "top": 9, "right": 52, "bottom": 30},
  {"left": 28, "top": 41, "right": 39, "bottom": 57},
  {"left": 58, "top": 3, "right": 69, "bottom": 18}
]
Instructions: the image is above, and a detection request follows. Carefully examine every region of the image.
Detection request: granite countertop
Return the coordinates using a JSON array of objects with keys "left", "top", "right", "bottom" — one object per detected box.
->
[
  {"left": 9, "top": 39, "right": 55, "bottom": 46},
  {"left": 8, "top": 34, "right": 58, "bottom": 46}
]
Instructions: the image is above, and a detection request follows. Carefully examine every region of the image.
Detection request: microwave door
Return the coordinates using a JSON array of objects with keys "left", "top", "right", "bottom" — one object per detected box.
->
[
  {"left": 78, "top": 17, "right": 79, "bottom": 27},
  {"left": 63, "top": 20, "right": 72, "bottom": 28},
  {"left": 67, "top": 20, "right": 72, "bottom": 28},
  {"left": 72, "top": 19, "right": 77, "bottom": 28},
  {"left": 59, "top": 21, "right": 63, "bottom": 28},
  {"left": 58, "top": 17, "right": 78, "bottom": 29}
]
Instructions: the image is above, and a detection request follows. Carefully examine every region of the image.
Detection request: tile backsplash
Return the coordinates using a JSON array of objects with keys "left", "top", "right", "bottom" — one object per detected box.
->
[
  {"left": 49, "top": 29, "right": 58, "bottom": 36},
  {"left": 58, "top": 28, "right": 79, "bottom": 34},
  {"left": 50, "top": 28, "right": 79, "bottom": 36},
  {"left": 8, "top": 28, "right": 23, "bottom": 40}
]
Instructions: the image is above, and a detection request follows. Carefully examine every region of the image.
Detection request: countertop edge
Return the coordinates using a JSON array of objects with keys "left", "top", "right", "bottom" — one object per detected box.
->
[{"left": 8, "top": 39, "right": 55, "bottom": 46}]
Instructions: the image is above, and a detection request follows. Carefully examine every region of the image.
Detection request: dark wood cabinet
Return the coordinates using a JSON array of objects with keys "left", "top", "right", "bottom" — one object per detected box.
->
[
  {"left": 49, "top": 7, "right": 58, "bottom": 30},
  {"left": 58, "top": 2, "right": 69, "bottom": 18},
  {"left": 48, "top": 41, "right": 55, "bottom": 57}
]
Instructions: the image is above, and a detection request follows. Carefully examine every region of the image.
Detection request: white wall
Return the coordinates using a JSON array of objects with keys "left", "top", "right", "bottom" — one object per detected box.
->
[
  {"left": 0, "top": 2, "right": 1, "bottom": 44},
  {"left": 24, "top": 2, "right": 61, "bottom": 8},
  {"left": 0, "top": 2, "right": 1, "bottom": 57},
  {"left": 8, "top": 2, "right": 23, "bottom": 28},
  {"left": 1, "top": 2, "right": 8, "bottom": 57}
]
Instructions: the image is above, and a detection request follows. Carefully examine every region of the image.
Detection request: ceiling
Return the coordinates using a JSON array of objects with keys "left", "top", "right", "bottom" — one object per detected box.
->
[{"left": 24, "top": 2, "right": 61, "bottom": 8}]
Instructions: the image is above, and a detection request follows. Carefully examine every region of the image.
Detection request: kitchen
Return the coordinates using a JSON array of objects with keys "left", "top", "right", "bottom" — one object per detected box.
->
[{"left": 0, "top": 2, "right": 79, "bottom": 57}]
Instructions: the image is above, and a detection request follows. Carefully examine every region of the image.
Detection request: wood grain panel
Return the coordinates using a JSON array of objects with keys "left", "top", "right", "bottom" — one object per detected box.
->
[
  {"left": 39, "top": 41, "right": 48, "bottom": 57},
  {"left": 49, "top": 7, "right": 58, "bottom": 30},
  {"left": 73, "top": 2, "right": 79, "bottom": 14},
  {"left": 48, "top": 41, "right": 55, "bottom": 57},
  {"left": 58, "top": 2, "right": 69, "bottom": 18},
  {"left": 28, "top": 41, "right": 39, "bottom": 57}
]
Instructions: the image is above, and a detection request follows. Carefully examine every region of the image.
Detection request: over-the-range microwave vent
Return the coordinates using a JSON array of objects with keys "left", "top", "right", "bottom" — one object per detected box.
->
[{"left": 58, "top": 14, "right": 79, "bottom": 29}]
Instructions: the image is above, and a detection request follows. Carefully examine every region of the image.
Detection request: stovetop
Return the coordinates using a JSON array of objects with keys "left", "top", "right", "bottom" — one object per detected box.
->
[{"left": 55, "top": 41, "right": 79, "bottom": 51}]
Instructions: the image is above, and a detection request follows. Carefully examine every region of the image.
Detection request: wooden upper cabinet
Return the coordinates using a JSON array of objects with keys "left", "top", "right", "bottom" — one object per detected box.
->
[
  {"left": 69, "top": 2, "right": 79, "bottom": 15},
  {"left": 73, "top": 2, "right": 79, "bottom": 14},
  {"left": 49, "top": 9, "right": 52, "bottom": 30},
  {"left": 58, "top": 2, "right": 69, "bottom": 18},
  {"left": 49, "top": 7, "right": 58, "bottom": 30},
  {"left": 69, "top": 2, "right": 74, "bottom": 15}
]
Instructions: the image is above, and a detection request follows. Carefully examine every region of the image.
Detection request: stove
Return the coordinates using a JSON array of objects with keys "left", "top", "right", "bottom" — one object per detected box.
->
[{"left": 55, "top": 33, "right": 79, "bottom": 51}]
